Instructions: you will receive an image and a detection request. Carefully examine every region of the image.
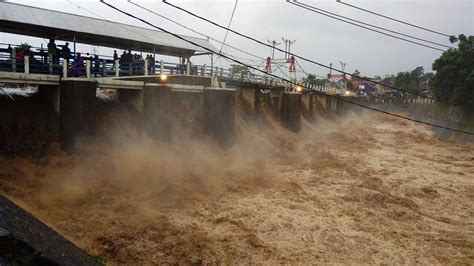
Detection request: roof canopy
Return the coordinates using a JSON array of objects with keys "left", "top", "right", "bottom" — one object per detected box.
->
[{"left": 0, "top": 2, "right": 217, "bottom": 57}]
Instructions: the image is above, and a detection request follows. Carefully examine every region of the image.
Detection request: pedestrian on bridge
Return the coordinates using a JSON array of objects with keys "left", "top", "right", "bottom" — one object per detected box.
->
[
  {"left": 72, "top": 52, "right": 85, "bottom": 77},
  {"left": 112, "top": 50, "right": 118, "bottom": 70},
  {"left": 62, "top": 42, "right": 71, "bottom": 63},
  {"left": 47, "top": 39, "right": 58, "bottom": 65}
]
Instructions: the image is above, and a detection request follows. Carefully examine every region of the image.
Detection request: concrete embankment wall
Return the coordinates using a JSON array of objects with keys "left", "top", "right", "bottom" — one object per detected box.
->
[{"left": 369, "top": 102, "right": 474, "bottom": 143}]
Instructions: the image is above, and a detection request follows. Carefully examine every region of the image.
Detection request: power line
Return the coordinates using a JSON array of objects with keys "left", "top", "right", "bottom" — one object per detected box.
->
[
  {"left": 216, "top": 0, "right": 239, "bottom": 66},
  {"left": 336, "top": 0, "right": 454, "bottom": 38},
  {"left": 100, "top": 0, "right": 474, "bottom": 136},
  {"left": 162, "top": 0, "right": 447, "bottom": 102},
  {"left": 131, "top": 0, "right": 306, "bottom": 77},
  {"left": 288, "top": 1, "right": 446, "bottom": 52},
  {"left": 128, "top": 0, "right": 265, "bottom": 62},
  {"left": 293, "top": 0, "right": 454, "bottom": 49}
]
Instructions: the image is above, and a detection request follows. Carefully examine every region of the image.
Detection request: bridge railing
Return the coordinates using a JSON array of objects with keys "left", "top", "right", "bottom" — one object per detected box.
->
[{"left": 0, "top": 43, "right": 294, "bottom": 87}]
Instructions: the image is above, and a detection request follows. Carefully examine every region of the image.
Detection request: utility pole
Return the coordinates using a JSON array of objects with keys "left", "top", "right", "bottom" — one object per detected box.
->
[
  {"left": 340, "top": 61, "right": 347, "bottom": 89},
  {"left": 339, "top": 61, "right": 347, "bottom": 73},
  {"left": 267, "top": 39, "right": 281, "bottom": 59},
  {"left": 281, "top": 37, "right": 296, "bottom": 59}
]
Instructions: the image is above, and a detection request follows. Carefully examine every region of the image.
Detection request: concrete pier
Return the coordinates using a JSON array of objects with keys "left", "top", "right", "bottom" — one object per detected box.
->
[
  {"left": 38, "top": 85, "right": 60, "bottom": 113},
  {"left": 204, "top": 87, "right": 236, "bottom": 147},
  {"left": 280, "top": 92, "right": 301, "bottom": 132},
  {"left": 143, "top": 84, "right": 173, "bottom": 139},
  {"left": 118, "top": 89, "right": 143, "bottom": 112},
  {"left": 301, "top": 93, "right": 314, "bottom": 119},
  {"left": 59, "top": 80, "right": 97, "bottom": 152},
  {"left": 270, "top": 90, "right": 282, "bottom": 114},
  {"left": 241, "top": 87, "right": 261, "bottom": 120}
]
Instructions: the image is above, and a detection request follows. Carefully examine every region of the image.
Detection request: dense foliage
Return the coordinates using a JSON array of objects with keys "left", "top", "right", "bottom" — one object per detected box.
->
[
  {"left": 431, "top": 34, "right": 474, "bottom": 108},
  {"left": 393, "top": 66, "right": 425, "bottom": 93}
]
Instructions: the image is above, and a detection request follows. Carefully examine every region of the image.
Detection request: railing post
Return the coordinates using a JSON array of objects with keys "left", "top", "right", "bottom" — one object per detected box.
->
[
  {"left": 160, "top": 60, "right": 164, "bottom": 74},
  {"left": 63, "top": 58, "right": 68, "bottom": 78},
  {"left": 220, "top": 68, "right": 223, "bottom": 77},
  {"left": 186, "top": 61, "right": 191, "bottom": 75},
  {"left": 49, "top": 54, "right": 53, "bottom": 74},
  {"left": 144, "top": 59, "right": 149, "bottom": 76},
  {"left": 115, "top": 59, "right": 119, "bottom": 77},
  {"left": 24, "top": 56, "right": 29, "bottom": 74},
  {"left": 203, "top": 64, "right": 207, "bottom": 77},
  {"left": 102, "top": 59, "right": 106, "bottom": 77},
  {"left": 11, "top": 49, "right": 16, "bottom": 72},
  {"left": 86, "top": 60, "right": 91, "bottom": 78}
]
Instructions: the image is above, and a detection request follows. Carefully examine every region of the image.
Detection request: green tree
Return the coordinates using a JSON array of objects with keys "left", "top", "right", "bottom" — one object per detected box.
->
[
  {"left": 352, "top": 70, "right": 361, "bottom": 79},
  {"left": 303, "top": 74, "right": 326, "bottom": 86},
  {"left": 394, "top": 66, "right": 425, "bottom": 94},
  {"left": 230, "top": 64, "right": 250, "bottom": 79},
  {"left": 431, "top": 34, "right": 474, "bottom": 108}
]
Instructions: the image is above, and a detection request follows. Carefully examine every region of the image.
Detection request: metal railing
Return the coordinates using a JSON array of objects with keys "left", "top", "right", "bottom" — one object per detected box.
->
[{"left": 0, "top": 43, "right": 294, "bottom": 87}]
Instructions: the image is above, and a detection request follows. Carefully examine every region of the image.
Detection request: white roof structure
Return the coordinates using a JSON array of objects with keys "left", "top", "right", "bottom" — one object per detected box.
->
[{"left": 0, "top": 1, "right": 218, "bottom": 57}]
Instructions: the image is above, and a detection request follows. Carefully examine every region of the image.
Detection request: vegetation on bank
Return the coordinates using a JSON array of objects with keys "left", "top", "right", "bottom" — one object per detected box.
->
[{"left": 431, "top": 34, "right": 474, "bottom": 109}]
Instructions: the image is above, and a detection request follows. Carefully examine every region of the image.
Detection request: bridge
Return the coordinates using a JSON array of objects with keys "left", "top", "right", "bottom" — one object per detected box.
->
[{"left": 1, "top": 1, "right": 435, "bottom": 152}]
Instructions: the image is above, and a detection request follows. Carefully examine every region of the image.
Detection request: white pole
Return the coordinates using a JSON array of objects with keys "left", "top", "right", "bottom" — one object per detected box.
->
[
  {"left": 86, "top": 60, "right": 91, "bottom": 78},
  {"left": 160, "top": 60, "right": 164, "bottom": 74},
  {"left": 144, "top": 59, "right": 148, "bottom": 76},
  {"left": 203, "top": 64, "right": 207, "bottom": 77},
  {"left": 63, "top": 59, "right": 68, "bottom": 78},
  {"left": 24, "top": 56, "right": 29, "bottom": 74},
  {"left": 186, "top": 61, "right": 191, "bottom": 75}
]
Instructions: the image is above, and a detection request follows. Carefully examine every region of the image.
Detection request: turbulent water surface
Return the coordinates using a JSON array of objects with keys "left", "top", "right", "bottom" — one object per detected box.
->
[{"left": 0, "top": 107, "right": 473, "bottom": 264}]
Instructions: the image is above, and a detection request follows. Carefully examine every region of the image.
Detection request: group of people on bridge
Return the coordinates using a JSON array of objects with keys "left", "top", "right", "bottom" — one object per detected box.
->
[{"left": 0, "top": 39, "right": 158, "bottom": 77}]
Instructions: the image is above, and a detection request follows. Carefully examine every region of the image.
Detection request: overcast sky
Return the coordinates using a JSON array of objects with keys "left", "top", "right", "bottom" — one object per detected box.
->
[{"left": 2, "top": 0, "right": 473, "bottom": 78}]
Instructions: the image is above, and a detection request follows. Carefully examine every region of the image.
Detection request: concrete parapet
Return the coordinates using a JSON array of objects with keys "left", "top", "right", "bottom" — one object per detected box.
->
[
  {"left": 280, "top": 92, "right": 301, "bottom": 132},
  {"left": 204, "top": 87, "right": 236, "bottom": 147},
  {"left": 59, "top": 80, "right": 97, "bottom": 152},
  {"left": 124, "top": 75, "right": 212, "bottom": 87}
]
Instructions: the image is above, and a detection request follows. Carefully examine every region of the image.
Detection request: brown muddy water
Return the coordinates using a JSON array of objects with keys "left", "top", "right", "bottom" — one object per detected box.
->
[{"left": 0, "top": 93, "right": 473, "bottom": 264}]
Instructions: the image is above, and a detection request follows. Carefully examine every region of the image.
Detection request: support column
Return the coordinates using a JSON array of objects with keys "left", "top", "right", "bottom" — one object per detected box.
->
[
  {"left": 118, "top": 89, "right": 144, "bottom": 112},
  {"left": 280, "top": 92, "right": 301, "bottom": 132},
  {"left": 204, "top": 87, "right": 236, "bottom": 147},
  {"left": 38, "top": 85, "right": 60, "bottom": 114},
  {"left": 59, "top": 80, "right": 97, "bottom": 152},
  {"left": 143, "top": 84, "right": 173, "bottom": 139},
  {"left": 325, "top": 96, "right": 334, "bottom": 113},
  {"left": 241, "top": 87, "right": 261, "bottom": 120},
  {"left": 270, "top": 89, "right": 282, "bottom": 115},
  {"left": 254, "top": 88, "right": 262, "bottom": 121},
  {"left": 335, "top": 96, "right": 345, "bottom": 115}
]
